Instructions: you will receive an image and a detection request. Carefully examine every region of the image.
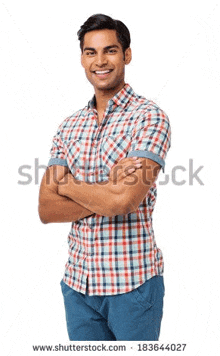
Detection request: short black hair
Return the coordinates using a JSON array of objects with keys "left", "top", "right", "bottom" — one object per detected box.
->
[{"left": 77, "top": 14, "right": 131, "bottom": 53}]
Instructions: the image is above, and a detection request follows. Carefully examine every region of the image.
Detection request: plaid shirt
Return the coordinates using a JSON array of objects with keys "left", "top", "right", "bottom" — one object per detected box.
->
[{"left": 48, "top": 84, "right": 171, "bottom": 296}]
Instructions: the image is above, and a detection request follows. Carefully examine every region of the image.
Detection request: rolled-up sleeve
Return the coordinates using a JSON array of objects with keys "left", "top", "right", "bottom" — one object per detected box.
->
[
  {"left": 127, "top": 106, "right": 171, "bottom": 172},
  {"left": 48, "top": 123, "right": 68, "bottom": 167}
]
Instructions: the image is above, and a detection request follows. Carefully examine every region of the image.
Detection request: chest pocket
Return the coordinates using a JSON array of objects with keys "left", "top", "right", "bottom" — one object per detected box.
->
[
  {"left": 100, "top": 134, "right": 132, "bottom": 178},
  {"left": 65, "top": 139, "right": 96, "bottom": 181},
  {"left": 65, "top": 139, "right": 81, "bottom": 177}
]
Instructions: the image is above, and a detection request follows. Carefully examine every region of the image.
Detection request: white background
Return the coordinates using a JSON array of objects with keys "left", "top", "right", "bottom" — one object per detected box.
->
[{"left": 1, "top": 0, "right": 220, "bottom": 355}]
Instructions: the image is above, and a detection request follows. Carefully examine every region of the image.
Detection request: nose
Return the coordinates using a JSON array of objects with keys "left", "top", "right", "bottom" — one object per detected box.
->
[{"left": 95, "top": 52, "right": 108, "bottom": 67}]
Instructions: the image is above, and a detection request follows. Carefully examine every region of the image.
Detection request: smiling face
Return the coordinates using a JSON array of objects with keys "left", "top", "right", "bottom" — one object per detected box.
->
[{"left": 81, "top": 29, "right": 131, "bottom": 95}]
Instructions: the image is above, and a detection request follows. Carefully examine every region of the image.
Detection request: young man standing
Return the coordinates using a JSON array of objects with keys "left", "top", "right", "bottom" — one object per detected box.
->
[{"left": 39, "top": 14, "right": 171, "bottom": 341}]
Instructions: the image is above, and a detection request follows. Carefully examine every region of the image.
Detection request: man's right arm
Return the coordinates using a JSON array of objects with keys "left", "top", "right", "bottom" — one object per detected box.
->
[{"left": 38, "top": 165, "right": 95, "bottom": 224}]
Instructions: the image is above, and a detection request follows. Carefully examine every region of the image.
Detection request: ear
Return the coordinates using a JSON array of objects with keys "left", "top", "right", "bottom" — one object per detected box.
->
[
  {"left": 80, "top": 53, "right": 84, "bottom": 67},
  {"left": 81, "top": 53, "right": 85, "bottom": 68},
  {"left": 124, "top": 47, "right": 132, "bottom": 65}
]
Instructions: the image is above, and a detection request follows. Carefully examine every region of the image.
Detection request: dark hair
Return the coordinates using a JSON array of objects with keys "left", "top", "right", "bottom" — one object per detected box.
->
[{"left": 77, "top": 14, "right": 131, "bottom": 53}]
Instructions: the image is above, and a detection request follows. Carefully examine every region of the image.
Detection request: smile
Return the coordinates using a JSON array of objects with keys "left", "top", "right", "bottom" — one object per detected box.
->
[
  {"left": 92, "top": 69, "right": 113, "bottom": 78},
  {"left": 94, "top": 70, "right": 112, "bottom": 74}
]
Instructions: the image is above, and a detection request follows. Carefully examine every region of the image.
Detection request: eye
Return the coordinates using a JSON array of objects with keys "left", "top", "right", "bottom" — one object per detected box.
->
[
  {"left": 107, "top": 49, "right": 117, "bottom": 54},
  {"left": 85, "top": 51, "right": 95, "bottom": 56}
]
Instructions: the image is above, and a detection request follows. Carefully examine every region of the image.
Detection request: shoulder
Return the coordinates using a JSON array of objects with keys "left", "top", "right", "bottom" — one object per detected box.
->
[
  {"left": 127, "top": 85, "right": 169, "bottom": 119},
  {"left": 56, "top": 105, "right": 89, "bottom": 135},
  {"left": 130, "top": 91, "right": 170, "bottom": 127}
]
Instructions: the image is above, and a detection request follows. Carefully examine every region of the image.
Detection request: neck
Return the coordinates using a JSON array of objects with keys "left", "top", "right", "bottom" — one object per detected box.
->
[{"left": 94, "top": 81, "right": 125, "bottom": 113}]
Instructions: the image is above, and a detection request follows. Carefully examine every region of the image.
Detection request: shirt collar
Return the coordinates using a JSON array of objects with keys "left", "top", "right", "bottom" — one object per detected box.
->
[{"left": 87, "top": 83, "right": 135, "bottom": 110}]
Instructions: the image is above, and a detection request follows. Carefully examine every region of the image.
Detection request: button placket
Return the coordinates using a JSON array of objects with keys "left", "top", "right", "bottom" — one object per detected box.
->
[{"left": 87, "top": 227, "right": 95, "bottom": 256}]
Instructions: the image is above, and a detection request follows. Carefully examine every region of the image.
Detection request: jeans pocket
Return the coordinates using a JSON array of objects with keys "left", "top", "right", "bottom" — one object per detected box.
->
[
  {"left": 132, "top": 276, "right": 164, "bottom": 310},
  {"left": 132, "top": 288, "right": 153, "bottom": 310}
]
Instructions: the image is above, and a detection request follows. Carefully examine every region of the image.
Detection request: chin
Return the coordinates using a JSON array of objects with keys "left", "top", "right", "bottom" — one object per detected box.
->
[
  {"left": 94, "top": 83, "right": 114, "bottom": 91},
  {"left": 98, "top": 84, "right": 114, "bottom": 90}
]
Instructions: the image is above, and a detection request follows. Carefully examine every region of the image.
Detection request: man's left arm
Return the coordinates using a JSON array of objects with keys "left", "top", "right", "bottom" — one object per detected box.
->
[
  {"left": 58, "top": 158, "right": 160, "bottom": 217},
  {"left": 58, "top": 105, "right": 171, "bottom": 217}
]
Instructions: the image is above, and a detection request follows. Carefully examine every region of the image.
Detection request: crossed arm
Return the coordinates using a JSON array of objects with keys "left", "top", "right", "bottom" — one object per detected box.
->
[
  {"left": 38, "top": 165, "right": 95, "bottom": 223},
  {"left": 38, "top": 157, "right": 160, "bottom": 223}
]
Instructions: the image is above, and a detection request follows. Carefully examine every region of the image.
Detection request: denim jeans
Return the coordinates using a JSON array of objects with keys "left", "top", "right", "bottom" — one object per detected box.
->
[{"left": 60, "top": 275, "right": 164, "bottom": 341}]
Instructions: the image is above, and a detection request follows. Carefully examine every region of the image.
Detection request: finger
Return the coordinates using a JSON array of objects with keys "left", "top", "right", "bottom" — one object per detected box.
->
[
  {"left": 129, "top": 158, "right": 142, "bottom": 165},
  {"left": 126, "top": 167, "right": 136, "bottom": 175},
  {"left": 122, "top": 165, "right": 136, "bottom": 176},
  {"left": 117, "top": 159, "right": 141, "bottom": 170},
  {"left": 124, "top": 161, "right": 142, "bottom": 170},
  {"left": 109, "top": 160, "right": 142, "bottom": 181},
  {"left": 118, "top": 157, "right": 140, "bottom": 164},
  {"left": 135, "top": 162, "right": 142, "bottom": 168},
  {"left": 132, "top": 156, "right": 143, "bottom": 162}
]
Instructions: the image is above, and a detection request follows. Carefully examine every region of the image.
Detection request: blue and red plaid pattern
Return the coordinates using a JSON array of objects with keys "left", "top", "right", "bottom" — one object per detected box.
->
[{"left": 48, "top": 84, "right": 171, "bottom": 295}]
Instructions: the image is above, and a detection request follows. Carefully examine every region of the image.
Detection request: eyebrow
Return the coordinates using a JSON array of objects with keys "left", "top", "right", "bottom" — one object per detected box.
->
[{"left": 83, "top": 45, "right": 120, "bottom": 52}]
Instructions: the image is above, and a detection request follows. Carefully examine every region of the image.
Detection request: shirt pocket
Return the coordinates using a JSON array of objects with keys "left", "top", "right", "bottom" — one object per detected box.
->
[
  {"left": 100, "top": 134, "right": 132, "bottom": 177},
  {"left": 65, "top": 139, "right": 81, "bottom": 177},
  {"left": 65, "top": 139, "right": 97, "bottom": 181}
]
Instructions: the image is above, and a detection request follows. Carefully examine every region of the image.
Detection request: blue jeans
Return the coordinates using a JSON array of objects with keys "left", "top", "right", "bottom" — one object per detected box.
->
[{"left": 60, "top": 275, "right": 164, "bottom": 341}]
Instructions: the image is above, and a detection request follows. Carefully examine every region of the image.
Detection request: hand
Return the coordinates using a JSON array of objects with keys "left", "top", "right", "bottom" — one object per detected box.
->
[{"left": 108, "top": 157, "right": 142, "bottom": 183}]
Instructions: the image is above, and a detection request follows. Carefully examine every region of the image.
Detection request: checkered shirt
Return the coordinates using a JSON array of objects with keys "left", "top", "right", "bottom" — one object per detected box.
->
[{"left": 48, "top": 83, "right": 171, "bottom": 295}]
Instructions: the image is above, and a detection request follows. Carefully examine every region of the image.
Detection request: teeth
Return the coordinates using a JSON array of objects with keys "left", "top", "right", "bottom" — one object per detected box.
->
[{"left": 95, "top": 70, "right": 111, "bottom": 74}]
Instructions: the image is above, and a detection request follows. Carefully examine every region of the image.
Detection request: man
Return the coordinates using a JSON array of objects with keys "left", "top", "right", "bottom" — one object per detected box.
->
[{"left": 38, "top": 14, "right": 171, "bottom": 341}]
